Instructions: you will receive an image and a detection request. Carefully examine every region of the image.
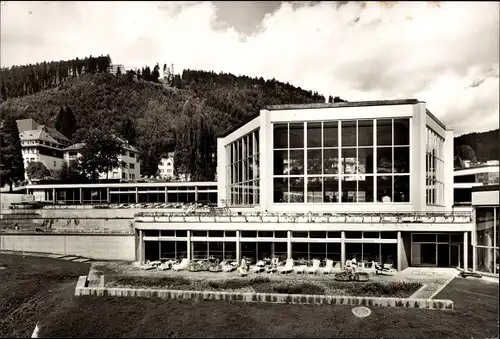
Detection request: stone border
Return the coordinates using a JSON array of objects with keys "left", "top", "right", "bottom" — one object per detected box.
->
[
  {"left": 74, "top": 276, "right": 454, "bottom": 310},
  {"left": 429, "top": 275, "right": 457, "bottom": 299},
  {"left": 408, "top": 283, "right": 428, "bottom": 299}
]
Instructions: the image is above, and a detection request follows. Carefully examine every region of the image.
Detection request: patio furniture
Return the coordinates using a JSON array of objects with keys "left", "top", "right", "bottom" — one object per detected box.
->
[
  {"left": 293, "top": 264, "right": 307, "bottom": 274},
  {"left": 307, "top": 259, "right": 321, "bottom": 274},
  {"left": 375, "top": 262, "right": 396, "bottom": 276},
  {"left": 278, "top": 259, "right": 294, "bottom": 274},
  {"left": 172, "top": 258, "right": 190, "bottom": 271},
  {"left": 140, "top": 261, "right": 156, "bottom": 271},
  {"left": 319, "top": 259, "right": 335, "bottom": 275},
  {"left": 265, "top": 257, "right": 279, "bottom": 273},
  {"left": 238, "top": 258, "right": 249, "bottom": 276}
]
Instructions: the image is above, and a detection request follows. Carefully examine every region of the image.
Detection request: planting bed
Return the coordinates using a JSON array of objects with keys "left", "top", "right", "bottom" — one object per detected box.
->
[{"left": 104, "top": 275, "right": 422, "bottom": 298}]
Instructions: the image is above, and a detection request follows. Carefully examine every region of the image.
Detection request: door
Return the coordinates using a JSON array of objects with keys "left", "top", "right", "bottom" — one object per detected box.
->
[
  {"left": 450, "top": 244, "right": 460, "bottom": 268},
  {"left": 437, "top": 243, "right": 450, "bottom": 267}
]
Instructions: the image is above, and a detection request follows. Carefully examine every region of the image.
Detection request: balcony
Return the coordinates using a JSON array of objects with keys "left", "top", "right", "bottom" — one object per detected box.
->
[{"left": 134, "top": 211, "right": 472, "bottom": 224}]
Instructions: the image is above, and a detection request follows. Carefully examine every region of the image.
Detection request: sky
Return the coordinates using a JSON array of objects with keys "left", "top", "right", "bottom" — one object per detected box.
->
[{"left": 1, "top": 1, "right": 499, "bottom": 136}]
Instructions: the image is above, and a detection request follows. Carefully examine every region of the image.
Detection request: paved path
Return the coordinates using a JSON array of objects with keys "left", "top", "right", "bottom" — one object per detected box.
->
[{"left": 0, "top": 250, "right": 92, "bottom": 263}]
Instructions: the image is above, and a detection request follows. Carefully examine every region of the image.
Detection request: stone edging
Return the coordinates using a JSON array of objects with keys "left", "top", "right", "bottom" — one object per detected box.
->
[
  {"left": 408, "top": 283, "right": 428, "bottom": 299},
  {"left": 74, "top": 275, "right": 454, "bottom": 311}
]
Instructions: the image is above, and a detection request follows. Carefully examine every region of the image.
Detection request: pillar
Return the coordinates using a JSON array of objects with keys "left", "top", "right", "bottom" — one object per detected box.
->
[
  {"left": 52, "top": 188, "right": 56, "bottom": 204},
  {"left": 236, "top": 230, "right": 241, "bottom": 262},
  {"left": 138, "top": 230, "right": 144, "bottom": 265},
  {"left": 341, "top": 231, "right": 345, "bottom": 269},
  {"left": 187, "top": 230, "right": 191, "bottom": 260},
  {"left": 464, "top": 231, "right": 468, "bottom": 271},
  {"left": 135, "top": 187, "right": 139, "bottom": 204},
  {"left": 472, "top": 208, "right": 477, "bottom": 272},
  {"left": 397, "top": 231, "right": 402, "bottom": 271},
  {"left": 287, "top": 231, "right": 292, "bottom": 259},
  {"left": 164, "top": 187, "right": 168, "bottom": 203},
  {"left": 79, "top": 188, "right": 83, "bottom": 204},
  {"left": 195, "top": 186, "right": 198, "bottom": 202},
  {"left": 107, "top": 188, "right": 110, "bottom": 203}
]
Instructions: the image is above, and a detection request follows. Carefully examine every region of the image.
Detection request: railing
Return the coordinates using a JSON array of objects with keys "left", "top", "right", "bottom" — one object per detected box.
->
[{"left": 134, "top": 211, "right": 473, "bottom": 223}]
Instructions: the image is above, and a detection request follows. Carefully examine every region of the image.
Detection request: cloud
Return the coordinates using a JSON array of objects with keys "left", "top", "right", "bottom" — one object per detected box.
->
[{"left": 1, "top": 1, "right": 498, "bottom": 136}]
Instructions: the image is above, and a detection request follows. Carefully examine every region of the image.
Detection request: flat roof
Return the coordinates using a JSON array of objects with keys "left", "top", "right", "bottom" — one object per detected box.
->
[
  {"left": 27, "top": 182, "right": 217, "bottom": 189},
  {"left": 471, "top": 185, "right": 499, "bottom": 192}
]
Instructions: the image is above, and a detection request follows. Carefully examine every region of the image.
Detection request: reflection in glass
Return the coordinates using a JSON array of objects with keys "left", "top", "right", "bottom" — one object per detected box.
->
[
  {"left": 357, "top": 175, "right": 374, "bottom": 202},
  {"left": 324, "top": 149, "right": 339, "bottom": 174},
  {"left": 394, "top": 118, "right": 410, "bottom": 145},
  {"left": 342, "top": 121, "right": 357, "bottom": 147},
  {"left": 248, "top": 133, "right": 253, "bottom": 157},
  {"left": 358, "top": 147, "right": 373, "bottom": 174},
  {"left": 307, "top": 122, "right": 322, "bottom": 148},
  {"left": 324, "top": 177, "right": 339, "bottom": 202},
  {"left": 358, "top": 120, "right": 373, "bottom": 146},
  {"left": 341, "top": 148, "right": 357, "bottom": 174},
  {"left": 289, "top": 177, "right": 304, "bottom": 203},
  {"left": 273, "top": 124, "right": 288, "bottom": 149},
  {"left": 255, "top": 129, "right": 259, "bottom": 154},
  {"left": 289, "top": 150, "right": 304, "bottom": 175},
  {"left": 393, "top": 176, "right": 410, "bottom": 202},
  {"left": 341, "top": 176, "right": 357, "bottom": 202},
  {"left": 377, "top": 119, "right": 392, "bottom": 145},
  {"left": 273, "top": 150, "right": 288, "bottom": 175},
  {"left": 289, "top": 123, "right": 304, "bottom": 148},
  {"left": 377, "top": 147, "right": 392, "bottom": 173},
  {"left": 307, "top": 177, "right": 323, "bottom": 203},
  {"left": 324, "top": 121, "right": 338, "bottom": 147},
  {"left": 307, "top": 149, "right": 322, "bottom": 174},
  {"left": 394, "top": 147, "right": 410, "bottom": 173},
  {"left": 273, "top": 178, "right": 288, "bottom": 203},
  {"left": 377, "top": 176, "right": 393, "bottom": 202}
]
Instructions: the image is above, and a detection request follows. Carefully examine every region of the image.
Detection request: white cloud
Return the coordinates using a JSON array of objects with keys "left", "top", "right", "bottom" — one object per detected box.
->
[{"left": 1, "top": 1, "right": 498, "bottom": 135}]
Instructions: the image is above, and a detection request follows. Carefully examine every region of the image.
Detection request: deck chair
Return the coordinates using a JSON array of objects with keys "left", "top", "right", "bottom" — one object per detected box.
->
[
  {"left": 278, "top": 258, "right": 294, "bottom": 274},
  {"left": 307, "top": 259, "right": 321, "bottom": 274},
  {"left": 319, "top": 259, "right": 335, "bottom": 275},
  {"left": 172, "top": 258, "right": 190, "bottom": 271},
  {"left": 265, "top": 257, "right": 279, "bottom": 273}
]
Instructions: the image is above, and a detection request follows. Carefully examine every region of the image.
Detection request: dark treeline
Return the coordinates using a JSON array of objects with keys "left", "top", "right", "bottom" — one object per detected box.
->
[
  {"left": 0, "top": 55, "right": 112, "bottom": 99},
  {"left": 454, "top": 129, "right": 499, "bottom": 163}
]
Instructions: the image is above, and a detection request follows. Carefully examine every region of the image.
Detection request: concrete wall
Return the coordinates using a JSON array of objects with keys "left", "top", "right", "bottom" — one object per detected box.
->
[
  {"left": 472, "top": 190, "right": 499, "bottom": 206},
  {"left": 400, "top": 232, "right": 412, "bottom": 270},
  {"left": 0, "top": 193, "right": 24, "bottom": 210},
  {"left": 0, "top": 234, "right": 136, "bottom": 261}
]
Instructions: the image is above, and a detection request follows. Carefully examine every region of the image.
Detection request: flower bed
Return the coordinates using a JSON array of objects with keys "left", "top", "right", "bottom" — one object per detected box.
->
[{"left": 104, "top": 275, "right": 422, "bottom": 298}]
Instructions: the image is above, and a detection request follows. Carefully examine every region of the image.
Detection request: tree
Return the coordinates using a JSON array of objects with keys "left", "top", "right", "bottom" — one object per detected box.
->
[
  {"left": 328, "top": 95, "right": 333, "bottom": 103},
  {"left": 116, "top": 66, "right": 122, "bottom": 75},
  {"left": 116, "top": 118, "right": 137, "bottom": 146},
  {"left": 58, "top": 160, "right": 85, "bottom": 182},
  {"left": 55, "top": 106, "right": 77, "bottom": 140},
  {"left": 26, "top": 161, "right": 51, "bottom": 180},
  {"left": 333, "top": 96, "right": 347, "bottom": 103},
  {"left": 456, "top": 144, "right": 477, "bottom": 163},
  {"left": 0, "top": 116, "right": 25, "bottom": 191},
  {"left": 152, "top": 63, "right": 160, "bottom": 82},
  {"left": 1, "top": 82, "right": 7, "bottom": 101},
  {"left": 78, "top": 128, "right": 123, "bottom": 180}
]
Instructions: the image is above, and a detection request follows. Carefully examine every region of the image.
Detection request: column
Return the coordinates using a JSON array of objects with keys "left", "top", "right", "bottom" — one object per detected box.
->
[
  {"left": 135, "top": 187, "right": 139, "bottom": 204},
  {"left": 341, "top": 231, "right": 345, "bottom": 269},
  {"left": 187, "top": 230, "right": 191, "bottom": 260},
  {"left": 397, "top": 231, "right": 402, "bottom": 271},
  {"left": 195, "top": 186, "right": 198, "bottom": 202},
  {"left": 287, "top": 231, "right": 292, "bottom": 259},
  {"left": 464, "top": 231, "right": 468, "bottom": 271},
  {"left": 138, "top": 230, "right": 144, "bottom": 264},
  {"left": 472, "top": 208, "right": 477, "bottom": 272},
  {"left": 236, "top": 230, "right": 241, "bottom": 262},
  {"left": 164, "top": 187, "right": 168, "bottom": 203},
  {"left": 52, "top": 188, "right": 56, "bottom": 204},
  {"left": 107, "top": 188, "right": 110, "bottom": 203},
  {"left": 79, "top": 188, "right": 83, "bottom": 204}
]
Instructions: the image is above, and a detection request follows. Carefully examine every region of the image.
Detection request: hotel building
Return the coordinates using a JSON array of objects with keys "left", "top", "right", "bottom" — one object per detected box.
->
[{"left": 133, "top": 99, "right": 473, "bottom": 270}]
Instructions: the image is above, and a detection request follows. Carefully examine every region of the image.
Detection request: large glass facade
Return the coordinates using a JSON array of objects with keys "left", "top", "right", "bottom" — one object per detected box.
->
[
  {"left": 225, "top": 129, "right": 260, "bottom": 206},
  {"left": 426, "top": 127, "right": 444, "bottom": 205},
  {"left": 273, "top": 119, "right": 410, "bottom": 203},
  {"left": 475, "top": 207, "right": 498, "bottom": 275}
]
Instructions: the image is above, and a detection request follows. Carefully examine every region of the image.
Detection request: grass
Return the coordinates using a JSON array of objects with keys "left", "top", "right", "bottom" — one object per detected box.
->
[
  {"left": 104, "top": 275, "right": 422, "bottom": 297},
  {"left": 1, "top": 253, "right": 498, "bottom": 338}
]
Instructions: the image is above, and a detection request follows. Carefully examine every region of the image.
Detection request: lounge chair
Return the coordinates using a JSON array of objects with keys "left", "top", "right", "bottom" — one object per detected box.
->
[
  {"left": 307, "top": 259, "right": 321, "bottom": 274},
  {"left": 265, "top": 258, "right": 279, "bottom": 273},
  {"left": 319, "top": 259, "right": 335, "bottom": 275},
  {"left": 333, "top": 262, "right": 341, "bottom": 269},
  {"left": 278, "top": 258, "right": 294, "bottom": 274},
  {"left": 140, "top": 261, "right": 155, "bottom": 271},
  {"left": 172, "top": 258, "right": 190, "bottom": 271},
  {"left": 221, "top": 261, "right": 237, "bottom": 272},
  {"left": 293, "top": 264, "right": 307, "bottom": 274}
]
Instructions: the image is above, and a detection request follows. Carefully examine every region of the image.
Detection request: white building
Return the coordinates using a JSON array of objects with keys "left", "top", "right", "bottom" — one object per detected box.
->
[
  {"left": 63, "top": 137, "right": 141, "bottom": 181},
  {"left": 108, "top": 64, "right": 125, "bottom": 75},
  {"left": 158, "top": 153, "right": 175, "bottom": 180},
  {"left": 17, "top": 119, "right": 71, "bottom": 179}
]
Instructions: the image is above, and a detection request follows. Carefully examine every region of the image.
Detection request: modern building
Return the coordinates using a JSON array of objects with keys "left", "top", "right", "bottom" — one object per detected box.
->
[
  {"left": 17, "top": 119, "right": 72, "bottom": 179},
  {"left": 63, "top": 137, "right": 141, "bottom": 181},
  {"left": 454, "top": 163, "right": 499, "bottom": 206},
  {"left": 158, "top": 153, "right": 175, "bottom": 180},
  {"left": 471, "top": 185, "right": 499, "bottom": 276},
  {"left": 134, "top": 99, "right": 473, "bottom": 269},
  {"left": 108, "top": 64, "right": 125, "bottom": 75}
]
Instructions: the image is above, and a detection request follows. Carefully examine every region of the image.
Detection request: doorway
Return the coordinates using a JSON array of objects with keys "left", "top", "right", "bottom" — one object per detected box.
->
[
  {"left": 450, "top": 244, "right": 461, "bottom": 268},
  {"left": 437, "top": 243, "right": 450, "bottom": 267}
]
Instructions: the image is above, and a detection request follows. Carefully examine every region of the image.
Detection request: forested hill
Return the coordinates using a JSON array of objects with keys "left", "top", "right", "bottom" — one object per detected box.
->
[
  {"left": 0, "top": 67, "right": 326, "bottom": 181},
  {"left": 454, "top": 129, "right": 499, "bottom": 163}
]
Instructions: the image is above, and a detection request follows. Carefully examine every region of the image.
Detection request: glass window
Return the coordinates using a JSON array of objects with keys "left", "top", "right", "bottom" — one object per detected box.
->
[
  {"left": 394, "top": 119, "right": 410, "bottom": 145},
  {"left": 323, "top": 121, "right": 338, "bottom": 147},
  {"left": 273, "top": 124, "right": 288, "bottom": 149},
  {"left": 377, "top": 147, "right": 392, "bottom": 173},
  {"left": 363, "top": 232, "right": 380, "bottom": 239},
  {"left": 289, "top": 177, "right": 304, "bottom": 203},
  {"left": 358, "top": 148, "right": 373, "bottom": 174},
  {"left": 341, "top": 176, "right": 357, "bottom": 203},
  {"left": 241, "top": 231, "right": 257, "bottom": 238},
  {"left": 393, "top": 176, "right": 410, "bottom": 202},
  {"left": 357, "top": 175, "right": 374, "bottom": 202},
  {"left": 273, "top": 177, "right": 288, "bottom": 203},
  {"left": 289, "top": 150, "right": 304, "bottom": 175},
  {"left": 258, "top": 231, "right": 274, "bottom": 238},
  {"left": 310, "top": 231, "right": 326, "bottom": 238},
  {"left": 324, "top": 177, "right": 339, "bottom": 202},
  {"left": 209, "top": 231, "right": 224, "bottom": 238},
  {"left": 412, "top": 234, "right": 436, "bottom": 242},
  {"left": 327, "top": 231, "right": 341, "bottom": 238},
  {"left": 289, "top": 123, "right": 304, "bottom": 149},
  {"left": 324, "top": 149, "right": 339, "bottom": 174},
  {"left": 394, "top": 147, "right": 410, "bottom": 173},
  {"left": 341, "top": 148, "right": 357, "bottom": 174},
  {"left": 345, "top": 231, "right": 362, "bottom": 239},
  {"left": 377, "top": 119, "right": 392, "bottom": 146},
  {"left": 358, "top": 120, "right": 373, "bottom": 146},
  {"left": 273, "top": 150, "right": 288, "bottom": 175},
  {"left": 307, "top": 149, "right": 322, "bottom": 174},
  {"left": 307, "top": 177, "right": 323, "bottom": 203},
  {"left": 341, "top": 121, "right": 357, "bottom": 147},
  {"left": 381, "top": 232, "right": 397, "bottom": 239},
  {"left": 275, "top": 231, "right": 287, "bottom": 238},
  {"left": 377, "top": 176, "right": 393, "bottom": 202},
  {"left": 192, "top": 230, "right": 207, "bottom": 237},
  {"left": 176, "top": 230, "right": 187, "bottom": 237},
  {"left": 225, "top": 231, "right": 236, "bottom": 237},
  {"left": 307, "top": 122, "right": 322, "bottom": 148},
  {"left": 292, "top": 231, "right": 308, "bottom": 238}
]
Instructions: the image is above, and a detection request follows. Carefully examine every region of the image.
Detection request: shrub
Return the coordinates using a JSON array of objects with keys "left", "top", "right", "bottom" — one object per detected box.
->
[
  {"left": 334, "top": 271, "right": 352, "bottom": 281},
  {"left": 271, "top": 282, "right": 325, "bottom": 295},
  {"left": 109, "top": 276, "right": 191, "bottom": 288}
]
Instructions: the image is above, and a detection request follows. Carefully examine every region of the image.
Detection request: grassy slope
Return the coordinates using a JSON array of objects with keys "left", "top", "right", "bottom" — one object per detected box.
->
[{"left": 1, "top": 253, "right": 498, "bottom": 338}]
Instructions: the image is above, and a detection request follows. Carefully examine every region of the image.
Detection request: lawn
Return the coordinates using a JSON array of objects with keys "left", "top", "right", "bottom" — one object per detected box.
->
[
  {"left": 104, "top": 275, "right": 422, "bottom": 298},
  {"left": 1, "top": 253, "right": 498, "bottom": 338}
]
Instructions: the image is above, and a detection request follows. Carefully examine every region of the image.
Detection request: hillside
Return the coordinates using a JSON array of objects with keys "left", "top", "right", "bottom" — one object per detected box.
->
[
  {"left": 454, "top": 129, "right": 499, "bottom": 163},
  {"left": 0, "top": 70, "right": 326, "bottom": 180}
]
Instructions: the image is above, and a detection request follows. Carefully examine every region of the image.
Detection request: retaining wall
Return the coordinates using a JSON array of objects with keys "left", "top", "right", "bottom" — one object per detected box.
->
[
  {"left": 0, "top": 234, "right": 136, "bottom": 261},
  {"left": 74, "top": 275, "right": 454, "bottom": 310}
]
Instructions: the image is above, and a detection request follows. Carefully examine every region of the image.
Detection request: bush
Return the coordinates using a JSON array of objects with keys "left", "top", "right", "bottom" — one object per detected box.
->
[
  {"left": 109, "top": 276, "right": 191, "bottom": 289},
  {"left": 271, "top": 282, "right": 325, "bottom": 295},
  {"left": 334, "top": 271, "right": 351, "bottom": 281}
]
